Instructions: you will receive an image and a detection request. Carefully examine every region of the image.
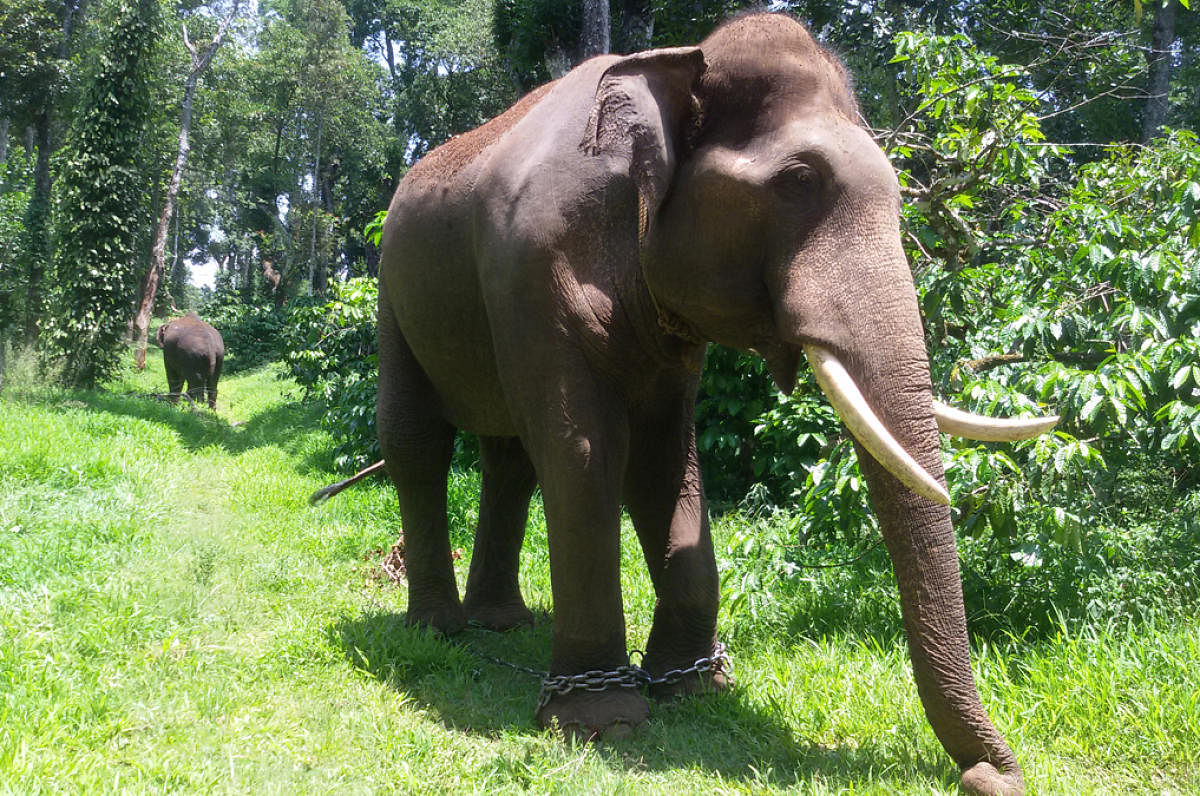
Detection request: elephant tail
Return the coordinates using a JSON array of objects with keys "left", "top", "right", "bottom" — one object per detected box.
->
[{"left": 308, "top": 459, "right": 387, "bottom": 505}]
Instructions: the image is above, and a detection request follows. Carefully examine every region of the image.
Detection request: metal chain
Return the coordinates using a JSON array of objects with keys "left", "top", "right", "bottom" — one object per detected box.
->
[
  {"left": 635, "top": 640, "right": 731, "bottom": 688},
  {"left": 536, "top": 665, "right": 646, "bottom": 712},
  {"left": 358, "top": 589, "right": 731, "bottom": 709},
  {"left": 468, "top": 648, "right": 550, "bottom": 681},
  {"left": 535, "top": 641, "right": 732, "bottom": 711}
]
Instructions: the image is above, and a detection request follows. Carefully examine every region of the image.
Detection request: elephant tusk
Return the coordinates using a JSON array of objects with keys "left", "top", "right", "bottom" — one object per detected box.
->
[
  {"left": 933, "top": 400, "right": 1059, "bottom": 441},
  {"left": 802, "top": 344, "right": 951, "bottom": 506}
]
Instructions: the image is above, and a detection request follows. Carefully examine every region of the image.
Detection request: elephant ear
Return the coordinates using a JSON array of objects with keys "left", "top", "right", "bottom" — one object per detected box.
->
[
  {"left": 155, "top": 323, "right": 168, "bottom": 346},
  {"left": 581, "top": 47, "right": 705, "bottom": 246}
]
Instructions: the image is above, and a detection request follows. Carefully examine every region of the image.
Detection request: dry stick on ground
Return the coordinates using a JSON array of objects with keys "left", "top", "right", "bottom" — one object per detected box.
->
[{"left": 132, "top": 0, "right": 241, "bottom": 370}]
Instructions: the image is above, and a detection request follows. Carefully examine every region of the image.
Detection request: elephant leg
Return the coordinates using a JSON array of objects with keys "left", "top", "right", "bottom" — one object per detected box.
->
[
  {"left": 378, "top": 303, "right": 463, "bottom": 635},
  {"left": 521, "top": 377, "right": 648, "bottom": 737},
  {"left": 184, "top": 370, "right": 206, "bottom": 404},
  {"left": 165, "top": 363, "right": 184, "bottom": 405},
  {"left": 206, "top": 357, "right": 222, "bottom": 409},
  {"left": 624, "top": 398, "right": 724, "bottom": 700},
  {"left": 462, "top": 435, "right": 537, "bottom": 630}
]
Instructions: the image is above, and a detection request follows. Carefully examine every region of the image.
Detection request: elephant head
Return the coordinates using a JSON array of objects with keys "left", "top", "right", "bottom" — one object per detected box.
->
[{"left": 586, "top": 14, "right": 1052, "bottom": 794}]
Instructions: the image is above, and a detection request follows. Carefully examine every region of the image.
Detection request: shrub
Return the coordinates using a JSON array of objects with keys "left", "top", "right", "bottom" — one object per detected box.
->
[
  {"left": 283, "top": 278, "right": 379, "bottom": 470},
  {"left": 200, "top": 294, "right": 288, "bottom": 373}
]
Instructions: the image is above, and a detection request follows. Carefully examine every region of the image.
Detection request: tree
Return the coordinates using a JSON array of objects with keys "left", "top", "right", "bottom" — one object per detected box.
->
[
  {"left": 132, "top": 0, "right": 241, "bottom": 370},
  {"left": 581, "top": 0, "right": 610, "bottom": 57},
  {"left": 49, "top": 0, "right": 160, "bottom": 388},
  {"left": 612, "top": 0, "right": 652, "bottom": 52},
  {"left": 0, "top": 0, "right": 89, "bottom": 346},
  {"left": 1144, "top": 0, "right": 1182, "bottom": 141}
]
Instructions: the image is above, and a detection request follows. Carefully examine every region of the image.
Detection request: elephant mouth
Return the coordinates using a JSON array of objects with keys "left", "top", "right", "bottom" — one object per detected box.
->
[
  {"left": 755, "top": 340, "right": 803, "bottom": 395},
  {"left": 755, "top": 341, "right": 1059, "bottom": 506}
]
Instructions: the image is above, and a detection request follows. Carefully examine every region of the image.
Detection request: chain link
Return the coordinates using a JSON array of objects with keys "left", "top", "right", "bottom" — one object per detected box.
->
[
  {"left": 638, "top": 640, "right": 731, "bottom": 688},
  {"left": 535, "top": 641, "right": 731, "bottom": 711},
  {"left": 358, "top": 589, "right": 730, "bottom": 709},
  {"left": 535, "top": 665, "right": 646, "bottom": 712}
]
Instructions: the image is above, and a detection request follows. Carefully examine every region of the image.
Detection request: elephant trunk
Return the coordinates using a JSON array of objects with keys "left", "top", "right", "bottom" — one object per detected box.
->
[
  {"left": 771, "top": 214, "right": 1025, "bottom": 792},
  {"left": 826, "top": 326, "right": 1024, "bottom": 792},
  {"left": 856, "top": 441, "right": 1024, "bottom": 792}
]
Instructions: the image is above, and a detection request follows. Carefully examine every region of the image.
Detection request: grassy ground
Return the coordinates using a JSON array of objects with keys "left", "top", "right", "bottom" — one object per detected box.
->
[{"left": 1, "top": 351, "right": 1197, "bottom": 794}]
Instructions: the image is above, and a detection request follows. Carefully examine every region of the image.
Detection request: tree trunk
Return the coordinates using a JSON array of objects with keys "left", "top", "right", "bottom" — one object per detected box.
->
[
  {"left": 613, "top": 0, "right": 652, "bottom": 53},
  {"left": 133, "top": 79, "right": 193, "bottom": 368},
  {"left": 365, "top": 240, "right": 380, "bottom": 278},
  {"left": 22, "top": 109, "right": 51, "bottom": 346},
  {"left": 581, "top": 0, "right": 611, "bottom": 59},
  {"left": 383, "top": 31, "right": 397, "bottom": 82},
  {"left": 0, "top": 117, "right": 9, "bottom": 166},
  {"left": 133, "top": 2, "right": 239, "bottom": 369},
  {"left": 22, "top": 0, "right": 89, "bottom": 344},
  {"left": 1143, "top": 0, "right": 1178, "bottom": 142},
  {"left": 308, "top": 115, "right": 323, "bottom": 295}
]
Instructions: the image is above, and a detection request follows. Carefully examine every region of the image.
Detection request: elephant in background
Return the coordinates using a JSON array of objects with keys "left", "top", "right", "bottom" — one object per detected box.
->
[
  {"left": 375, "top": 12, "right": 1056, "bottom": 795},
  {"left": 155, "top": 312, "right": 224, "bottom": 409}
]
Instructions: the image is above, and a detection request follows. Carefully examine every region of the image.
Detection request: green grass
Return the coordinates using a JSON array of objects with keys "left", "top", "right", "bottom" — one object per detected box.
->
[{"left": 1, "top": 348, "right": 1198, "bottom": 794}]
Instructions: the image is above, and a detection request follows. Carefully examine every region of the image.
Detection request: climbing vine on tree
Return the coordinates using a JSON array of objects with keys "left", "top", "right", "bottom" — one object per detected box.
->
[{"left": 47, "top": 0, "right": 161, "bottom": 388}]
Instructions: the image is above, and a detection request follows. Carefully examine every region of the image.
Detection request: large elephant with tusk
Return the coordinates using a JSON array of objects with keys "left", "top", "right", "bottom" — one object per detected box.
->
[{"left": 375, "top": 12, "right": 1054, "bottom": 795}]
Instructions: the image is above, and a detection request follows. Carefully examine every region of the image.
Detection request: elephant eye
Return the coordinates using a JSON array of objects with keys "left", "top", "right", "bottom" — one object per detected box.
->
[
  {"left": 792, "top": 164, "right": 818, "bottom": 188},
  {"left": 774, "top": 162, "right": 823, "bottom": 203}
]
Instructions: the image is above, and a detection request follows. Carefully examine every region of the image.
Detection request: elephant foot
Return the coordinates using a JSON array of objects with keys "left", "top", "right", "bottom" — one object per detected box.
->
[
  {"left": 960, "top": 761, "right": 1024, "bottom": 796},
  {"left": 536, "top": 687, "right": 649, "bottom": 742},
  {"left": 404, "top": 597, "right": 466, "bottom": 636},
  {"left": 464, "top": 599, "right": 534, "bottom": 631}
]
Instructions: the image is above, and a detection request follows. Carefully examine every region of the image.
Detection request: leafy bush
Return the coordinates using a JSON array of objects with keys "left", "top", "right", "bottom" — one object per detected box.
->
[
  {"left": 960, "top": 488, "right": 1200, "bottom": 638},
  {"left": 696, "top": 33, "right": 1200, "bottom": 565},
  {"left": 283, "top": 277, "right": 379, "bottom": 470},
  {"left": 0, "top": 151, "right": 32, "bottom": 339},
  {"left": 200, "top": 294, "right": 289, "bottom": 373},
  {"left": 44, "top": 0, "right": 159, "bottom": 388},
  {"left": 717, "top": 477, "right": 1200, "bottom": 646}
]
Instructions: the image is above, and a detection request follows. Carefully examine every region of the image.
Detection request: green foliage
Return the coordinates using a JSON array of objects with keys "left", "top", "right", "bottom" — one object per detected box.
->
[
  {"left": 0, "top": 151, "right": 33, "bottom": 337},
  {"left": 695, "top": 346, "right": 843, "bottom": 513},
  {"left": 934, "top": 130, "right": 1200, "bottom": 552},
  {"left": 44, "top": 0, "right": 161, "bottom": 388},
  {"left": 283, "top": 276, "right": 379, "bottom": 469},
  {"left": 363, "top": 208, "right": 387, "bottom": 246},
  {"left": 200, "top": 293, "right": 288, "bottom": 373},
  {"left": 493, "top": 0, "right": 581, "bottom": 88},
  {"left": 0, "top": 0, "right": 65, "bottom": 123},
  {"left": 368, "top": 0, "right": 516, "bottom": 162},
  {"left": 692, "top": 28, "right": 1200, "bottom": 566},
  {"left": 961, "top": 495, "right": 1200, "bottom": 639}
]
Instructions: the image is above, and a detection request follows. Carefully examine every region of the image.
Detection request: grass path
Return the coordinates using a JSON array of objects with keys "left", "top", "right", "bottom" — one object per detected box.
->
[{"left": 1, "top": 354, "right": 1198, "bottom": 793}]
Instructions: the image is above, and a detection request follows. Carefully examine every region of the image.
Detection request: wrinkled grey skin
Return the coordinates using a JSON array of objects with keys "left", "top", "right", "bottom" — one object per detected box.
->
[
  {"left": 376, "top": 13, "right": 1023, "bottom": 795},
  {"left": 155, "top": 312, "right": 224, "bottom": 409}
]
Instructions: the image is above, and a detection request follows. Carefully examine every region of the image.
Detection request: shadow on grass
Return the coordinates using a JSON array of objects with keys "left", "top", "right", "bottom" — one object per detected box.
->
[
  {"left": 61, "top": 383, "right": 341, "bottom": 475},
  {"left": 328, "top": 607, "right": 956, "bottom": 790}
]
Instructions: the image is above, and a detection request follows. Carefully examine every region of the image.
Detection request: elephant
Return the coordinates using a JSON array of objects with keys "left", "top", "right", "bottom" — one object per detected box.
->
[
  {"left": 375, "top": 12, "right": 1056, "bottom": 795},
  {"left": 155, "top": 312, "right": 225, "bottom": 409}
]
